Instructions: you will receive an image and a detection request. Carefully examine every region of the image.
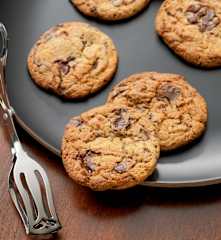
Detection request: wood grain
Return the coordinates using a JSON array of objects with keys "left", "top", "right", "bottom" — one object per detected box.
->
[{"left": 1, "top": 116, "right": 221, "bottom": 240}]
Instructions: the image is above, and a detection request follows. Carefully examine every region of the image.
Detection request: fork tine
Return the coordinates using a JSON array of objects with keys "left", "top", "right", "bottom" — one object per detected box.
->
[
  {"left": 24, "top": 171, "right": 46, "bottom": 220},
  {"left": 8, "top": 172, "right": 29, "bottom": 233},
  {"left": 8, "top": 187, "right": 28, "bottom": 229},
  {"left": 33, "top": 163, "right": 59, "bottom": 221},
  {"left": 13, "top": 169, "right": 35, "bottom": 228}
]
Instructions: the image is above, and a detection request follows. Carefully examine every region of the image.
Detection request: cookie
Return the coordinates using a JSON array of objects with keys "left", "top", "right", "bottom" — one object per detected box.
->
[
  {"left": 155, "top": 0, "right": 221, "bottom": 68},
  {"left": 107, "top": 72, "right": 208, "bottom": 151},
  {"left": 27, "top": 22, "right": 118, "bottom": 99},
  {"left": 71, "top": 0, "right": 150, "bottom": 21},
  {"left": 62, "top": 105, "right": 160, "bottom": 191}
]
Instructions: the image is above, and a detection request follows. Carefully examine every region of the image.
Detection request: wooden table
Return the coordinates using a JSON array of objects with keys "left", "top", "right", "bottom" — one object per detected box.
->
[{"left": 1, "top": 117, "right": 221, "bottom": 240}]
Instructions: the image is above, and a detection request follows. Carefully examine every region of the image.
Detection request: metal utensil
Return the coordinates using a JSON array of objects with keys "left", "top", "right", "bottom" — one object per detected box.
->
[{"left": 0, "top": 23, "right": 62, "bottom": 236}]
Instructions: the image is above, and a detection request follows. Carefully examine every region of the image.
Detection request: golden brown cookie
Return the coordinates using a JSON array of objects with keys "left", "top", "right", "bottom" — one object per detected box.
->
[
  {"left": 155, "top": 0, "right": 221, "bottom": 68},
  {"left": 27, "top": 22, "right": 118, "bottom": 99},
  {"left": 107, "top": 72, "right": 208, "bottom": 151},
  {"left": 62, "top": 105, "right": 160, "bottom": 191},
  {"left": 71, "top": 0, "right": 150, "bottom": 21}
]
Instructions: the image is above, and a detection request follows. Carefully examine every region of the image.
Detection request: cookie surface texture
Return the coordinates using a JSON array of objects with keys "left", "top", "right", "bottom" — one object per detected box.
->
[
  {"left": 107, "top": 72, "right": 208, "bottom": 151},
  {"left": 28, "top": 22, "right": 118, "bottom": 98},
  {"left": 155, "top": 0, "right": 221, "bottom": 68},
  {"left": 71, "top": 0, "right": 150, "bottom": 21},
  {"left": 62, "top": 105, "right": 160, "bottom": 191}
]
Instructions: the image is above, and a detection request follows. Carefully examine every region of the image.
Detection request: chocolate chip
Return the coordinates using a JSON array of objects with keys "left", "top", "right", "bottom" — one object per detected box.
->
[
  {"left": 114, "top": 163, "right": 127, "bottom": 173},
  {"left": 70, "top": 118, "right": 82, "bottom": 127},
  {"left": 206, "top": 18, "right": 220, "bottom": 31},
  {"left": 59, "top": 62, "right": 70, "bottom": 75},
  {"left": 55, "top": 60, "right": 70, "bottom": 75},
  {"left": 82, "top": 151, "right": 97, "bottom": 173},
  {"left": 113, "top": 116, "right": 129, "bottom": 130},
  {"left": 158, "top": 84, "right": 181, "bottom": 101},
  {"left": 186, "top": 4, "right": 201, "bottom": 13},
  {"left": 201, "top": 9, "right": 216, "bottom": 26},
  {"left": 186, "top": 4, "right": 220, "bottom": 32},
  {"left": 112, "top": 109, "right": 130, "bottom": 130},
  {"left": 186, "top": 12, "right": 198, "bottom": 24},
  {"left": 55, "top": 57, "right": 76, "bottom": 75},
  {"left": 197, "top": 7, "right": 207, "bottom": 17},
  {"left": 206, "top": 23, "right": 216, "bottom": 31},
  {"left": 205, "top": 9, "right": 215, "bottom": 21},
  {"left": 86, "top": 159, "right": 96, "bottom": 172},
  {"left": 198, "top": 21, "right": 207, "bottom": 32}
]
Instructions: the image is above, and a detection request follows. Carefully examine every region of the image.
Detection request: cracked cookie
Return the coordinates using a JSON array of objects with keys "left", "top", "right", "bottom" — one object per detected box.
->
[
  {"left": 61, "top": 105, "right": 160, "bottom": 191},
  {"left": 107, "top": 72, "right": 208, "bottom": 151},
  {"left": 155, "top": 0, "right": 221, "bottom": 68},
  {"left": 27, "top": 22, "right": 118, "bottom": 99},
  {"left": 71, "top": 0, "right": 150, "bottom": 21}
]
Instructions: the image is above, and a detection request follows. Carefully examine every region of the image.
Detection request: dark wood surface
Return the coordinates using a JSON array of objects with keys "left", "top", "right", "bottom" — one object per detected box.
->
[{"left": 1, "top": 116, "right": 221, "bottom": 240}]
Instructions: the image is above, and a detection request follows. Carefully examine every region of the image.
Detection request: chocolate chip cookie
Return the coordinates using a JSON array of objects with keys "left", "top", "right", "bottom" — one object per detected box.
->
[
  {"left": 107, "top": 72, "right": 208, "bottom": 151},
  {"left": 155, "top": 0, "right": 221, "bottom": 68},
  {"left": 27, "top": 22, "right": 118, "bottom": 99},
  {"left": 62, "top": 105, "right": 160, "bottom": 191},
  {"left": 71, "top": 0, "right": 150, "bottom": 21}
]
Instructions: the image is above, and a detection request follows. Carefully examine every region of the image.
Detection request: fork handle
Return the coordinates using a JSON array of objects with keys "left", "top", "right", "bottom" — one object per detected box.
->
[
  {"left": 0, "top": 23, "right": 9, "bottom": 106},
  {"left": 0, "top": 23, "right": 21, "bottom": 155}
]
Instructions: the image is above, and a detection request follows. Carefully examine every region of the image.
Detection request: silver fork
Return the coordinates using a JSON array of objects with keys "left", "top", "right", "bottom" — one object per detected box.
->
[{"left": 0, "top": 23, "right": 62, "bottom": 236}]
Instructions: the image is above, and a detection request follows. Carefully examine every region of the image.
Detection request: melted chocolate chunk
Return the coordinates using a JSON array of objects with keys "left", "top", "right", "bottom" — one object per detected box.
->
[
  {"left": 186, "top": 4, "right": 201, "bottom": 13},
  {"left": 186, "top": 4, "right": 220, "bottom": 32},
  {"left": 54, "top": 56, "right": 76, "bottom": 75},
  {"left": 114, "top": 163, "right": 127, "bottom": 173},
  {"left": 81, "top": 150, "right": 97, "bottom": 173},
  {"left": 58, "top": 62, "right": 70, "bottom": 75},
  {"left": 112, "top": 108, "right": 130, "bottom": 130},
  {"left": 158, "top": 84, "right": 181, "bottom": 101},
  {"left": 54, "top": 60, "right": 70, "bottom": 75},
  {"left": 186, "top": 12, "right": 198, "bottom": 24},
  {"left": 197, "top": 7, "right": 207, "bottom": 17},
  {"left": 114, "top": 116, "right": 129, "bottom": 130},
  {"left": 86, "top": 159, "right": 96, "bottom": 172}
]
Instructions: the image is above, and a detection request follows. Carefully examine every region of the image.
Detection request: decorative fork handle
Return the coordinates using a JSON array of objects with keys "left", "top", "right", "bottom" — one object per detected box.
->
[
  {"left": 0, "top": 23, "right": 21, "bottom": 155},
  {"left": 0, "top": 23, "right": 62, "bottom": 236}
]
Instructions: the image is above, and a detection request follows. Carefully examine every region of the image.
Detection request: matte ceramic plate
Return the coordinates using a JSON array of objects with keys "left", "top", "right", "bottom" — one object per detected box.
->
[{"left": 1, "top": 0, "right": 221, "bottom": 187}]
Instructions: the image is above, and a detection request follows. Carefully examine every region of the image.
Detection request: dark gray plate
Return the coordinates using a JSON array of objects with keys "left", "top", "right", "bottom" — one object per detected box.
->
[{"left": 1, "top": 0, "right": 221, "bottom": 187}]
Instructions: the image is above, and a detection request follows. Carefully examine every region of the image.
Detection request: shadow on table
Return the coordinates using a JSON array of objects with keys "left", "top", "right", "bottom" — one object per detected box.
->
[{"left": 70, "top": 183, "right": 221, "bottom": 219}]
